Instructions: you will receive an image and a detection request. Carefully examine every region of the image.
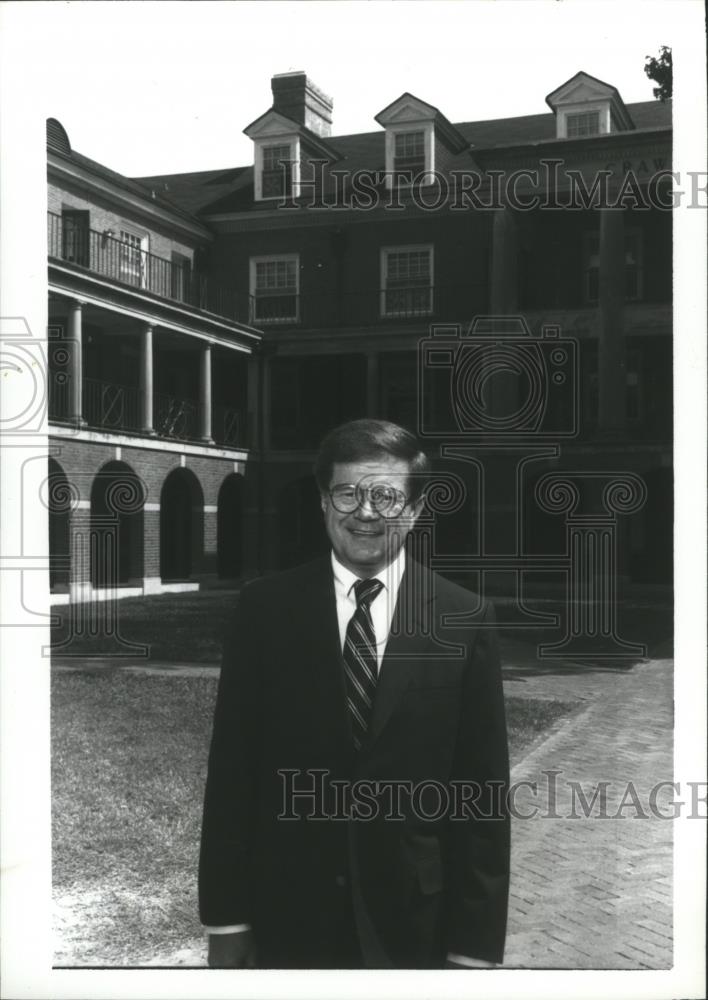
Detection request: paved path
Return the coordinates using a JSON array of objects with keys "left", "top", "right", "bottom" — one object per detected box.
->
[{"left": 502, "top": 659, "right": 673, "bottom": 968}]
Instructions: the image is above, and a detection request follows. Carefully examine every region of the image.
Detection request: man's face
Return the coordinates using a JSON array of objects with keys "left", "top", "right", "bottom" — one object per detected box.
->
[{"left": 320, "top": 456, "right": 424, "bottom": 577}]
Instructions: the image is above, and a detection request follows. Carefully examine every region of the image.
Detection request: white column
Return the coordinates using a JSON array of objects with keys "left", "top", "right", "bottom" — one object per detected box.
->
[
  {"left": 68, "top": 299, "right": 84, "bottom": 425},
  {"left": 139, "top": 323, "right": 154, "bottom": 434},
  {"left": 200, "top": 341, "right": 213, "bottom": 443}
]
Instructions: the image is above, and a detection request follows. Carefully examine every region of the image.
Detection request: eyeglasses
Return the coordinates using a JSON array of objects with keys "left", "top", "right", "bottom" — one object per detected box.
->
[{"left": 328, "top": 482, "right": 409, "bottom": 518}]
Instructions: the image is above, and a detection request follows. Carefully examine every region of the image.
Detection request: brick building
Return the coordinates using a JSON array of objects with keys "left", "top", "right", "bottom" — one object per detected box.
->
[
  {"left": 47, "top": 69, "right": 673, "bottom": 602},
  {"left": 47, "top": 119, "right": 261, "bottom": 603}
]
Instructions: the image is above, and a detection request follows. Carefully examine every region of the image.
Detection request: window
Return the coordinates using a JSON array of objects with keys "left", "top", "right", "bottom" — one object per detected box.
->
[
  {"left": 119, "top": 228, "right": 148, "bottom": 287},
  {"left": 250, "top": 255, "right": 299, "bottom": 323},
  {"left": 382, "top": 121, "right": 435, "bottom": 190},
  {"left": 381, "top": 246, "right": 433, "bottom": 318},
  {"left": 566, "top": 111, "right": 600, "bottom": 138},
  {"left": 171, "top": 252, "right": 192, "bottom": 303},
  {"left": 261, "top": 143, "right": 293, "bottom": 199},
  {"left": 583, "top": 230, "right": 643, "bottom": 304},
  {"left": 61, "top": 210, "right": 90, "bottom": 267},
  {"left": 393, "top": 130, "right": 426, "bottom": 183}
]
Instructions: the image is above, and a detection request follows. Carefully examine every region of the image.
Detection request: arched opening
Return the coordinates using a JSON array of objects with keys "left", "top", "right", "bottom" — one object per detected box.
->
[
  {"left": 90, "top": 461, "right": 145, "bottom": 588},
  {"left": 217, "top": 473, "right": 244, "bottom": 579},
  {"left": 47, "top": 458, "right": 72, "bottom": 592},
  {"left": 277, "top": 475, "right": 328, "bottom": 569},
  {"left": 160, "top": 468, "right": 204, "bottom": 581}
]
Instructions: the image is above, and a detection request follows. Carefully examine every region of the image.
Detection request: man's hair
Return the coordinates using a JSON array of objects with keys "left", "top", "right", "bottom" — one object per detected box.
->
[{"left": 314, "top": 419, "right": 431, "bottom": 500}]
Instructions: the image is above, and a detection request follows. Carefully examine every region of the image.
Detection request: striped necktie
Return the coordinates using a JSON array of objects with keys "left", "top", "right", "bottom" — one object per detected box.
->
[{"left": 343, "top": 578, "right": 384, "bottom": 750}]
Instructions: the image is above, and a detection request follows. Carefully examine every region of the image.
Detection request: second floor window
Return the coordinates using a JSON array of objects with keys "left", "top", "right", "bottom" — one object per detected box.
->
[
  {"left": 261, "top": 143, "right": 293, "bottom": 199},
  {"left": 61, "top": 210, "right": 90, "bottom": 267},
  {"left": 119, "top": 229, "right": 148, "bottom": 287},
  {"left": 393, "top": 130, "right": 426, "bottom": 183},
  {"left": 381, "top": 246, "right": 433, "bottom": 318},
  {"left": 583, "top": 230, "right": 643, "bottom": 304},
  {"left": 566, "top": 111, "right": 601, "bottom": 138},
  {"left": 250, "top": 255, "right": 299, "bottom": 323}
]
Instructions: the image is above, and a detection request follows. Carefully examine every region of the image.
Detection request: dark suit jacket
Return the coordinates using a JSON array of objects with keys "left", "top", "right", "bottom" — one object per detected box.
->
[{"left": 199, "top": 555, "right": 510, "bottom": 968}]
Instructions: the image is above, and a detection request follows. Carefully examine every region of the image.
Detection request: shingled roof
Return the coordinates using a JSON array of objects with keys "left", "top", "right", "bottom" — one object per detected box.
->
[
  {"left": 134, "top": 99, "right": 672, "bottom": 217},
  {"left": 47, "top": 118, "right": 212, "bottom": 230}
]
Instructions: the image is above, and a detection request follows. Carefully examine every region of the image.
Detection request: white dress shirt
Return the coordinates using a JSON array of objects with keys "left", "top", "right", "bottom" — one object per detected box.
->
[{"left": 331, "top": 547, "right": 405, "bottom": 669}]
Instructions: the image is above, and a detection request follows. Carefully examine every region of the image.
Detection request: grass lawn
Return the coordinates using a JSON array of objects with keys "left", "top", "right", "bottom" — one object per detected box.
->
[
  {"left": 51, "top": 590, "right": 238, "bottom": 664},
  {"left": 50, "top": 585, "right": 674, "bottom": 668},
  {"left": 52, "top": 670, "right": 579, "bottom": 966}
]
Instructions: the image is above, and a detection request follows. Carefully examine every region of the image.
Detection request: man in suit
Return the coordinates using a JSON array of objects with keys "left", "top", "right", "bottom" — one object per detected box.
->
[{"left": 199, "top": 418, "right": 510, "bottom": 969}]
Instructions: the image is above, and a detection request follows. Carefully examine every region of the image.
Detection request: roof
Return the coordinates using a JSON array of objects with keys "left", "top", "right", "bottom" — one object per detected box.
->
[
  {"left": 47, "top": 119, "right": 211, "bottom": 231},
  {"left": 133, "top": 99, "right": 672, "bottom": 217}
]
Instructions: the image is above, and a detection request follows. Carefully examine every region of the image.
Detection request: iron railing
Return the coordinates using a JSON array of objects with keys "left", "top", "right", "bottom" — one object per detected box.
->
[
  {"left": 213, "top": 404, "right": 244, "bottom": 447},
  {"left": 248, "top": 284, "right": 450, "bottom": 326},
  {"left": 48, "top": 373, "right": 72, "bottom": 422},
  {"left": 83, "top": 378, "right": 142, "bottom": 433},
  {"left": 49, "top": 376, "right": 249, "bottom": 447},
  {"left": 380, "top": 285, "right": 434, "bottom": 318},
  {"left": 47, "top": 212, "right": 249, "bottom": 323},
  {"left": 154, "top": 392, "right": 201, "bottom": 442},
  {"left": 249, "top": 293, "right": 300, "bottom": 325}
]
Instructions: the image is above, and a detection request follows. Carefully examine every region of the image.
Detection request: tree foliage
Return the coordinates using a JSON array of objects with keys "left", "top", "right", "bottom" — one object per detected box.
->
[{"left": 644, "top": 45, "right": 672, "bottom": 101}]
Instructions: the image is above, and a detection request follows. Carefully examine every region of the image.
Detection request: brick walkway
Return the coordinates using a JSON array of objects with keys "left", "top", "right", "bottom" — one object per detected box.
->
[{"left": 502, "top": 658, "right": 673, "bottom": 969}]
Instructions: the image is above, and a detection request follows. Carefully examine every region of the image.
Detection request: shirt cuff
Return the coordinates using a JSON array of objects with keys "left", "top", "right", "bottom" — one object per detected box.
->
[
  {"left": 446, "top": 952, "right": 496, "bottom": 968},
  {"left": 204, "top": 924, "right": 251, "bottom": 934}
]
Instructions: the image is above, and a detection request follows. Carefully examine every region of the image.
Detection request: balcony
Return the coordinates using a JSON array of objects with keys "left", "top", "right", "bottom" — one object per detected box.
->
[
  {"left": 49, "top": 375, "right": 247, "bottom": 449},
  {"left": 47, "top": 212, "right": 250, "bottom": 325},
  {"left": 247, "top": 283, "right": 485, "bottom": 330}
]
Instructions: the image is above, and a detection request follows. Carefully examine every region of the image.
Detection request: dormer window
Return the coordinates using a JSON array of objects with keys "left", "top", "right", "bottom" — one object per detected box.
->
[
  {"left": 261, "top": 143, "right": 294, "bottom": 198},
  {"left": 385, "top": 123, "right": 434, "bottom": 187},
  {"left": 245, "top": 97, "right": 339, "bottom": 204},
  {"left": 393, "top": 130, "right": 426, "bottom": 182},
  {"left": 566, "top": 111, "right": 600, "bottom": 138},
  {"left": 251, "top": 135, "right": 299, "bottom": 201},
  {"left": 375, "top": 92, "right": 468, "bottom": 191},
  {"left": 546, "top": 71, "right": 635, "bottom": 140}
]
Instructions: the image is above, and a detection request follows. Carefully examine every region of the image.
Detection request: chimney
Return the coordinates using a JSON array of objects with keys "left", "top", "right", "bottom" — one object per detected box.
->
[{"left": 271, "top": 71, "right": 333, "bottom": 137}]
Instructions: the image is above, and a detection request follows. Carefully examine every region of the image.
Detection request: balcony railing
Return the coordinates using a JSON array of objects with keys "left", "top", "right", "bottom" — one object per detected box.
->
[
  {"left": 47, "top": 212, "right": 250, "bottom": 324},
  {"left": 380, "top": 285, "right": 434, "bottom": 318},
  {"left": 247, "top": 284, "right": 473, "bottom": 328},
  {"left": 84, "top": 377, "right": 142, "bottom": 433},
  {"left": 214, "top": 404, "right": 245, "bottom": 448},
  {"left": 49, "top": 375, "right": 248, "bottom": 448},
  {"left": 154, "top": 392, "right": 201, "bottom": 441},
  {"left": 249, "top": 293, "right": 300, "bottom": 325}
]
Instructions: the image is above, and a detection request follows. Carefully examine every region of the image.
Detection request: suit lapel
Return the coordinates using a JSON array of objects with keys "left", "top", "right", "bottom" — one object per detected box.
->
[
  {"left": 294, "top": 556, "right": 353, "bottom": 750},
  {"left": 366, "top": 560, "right": 436, "bottom": 749}
]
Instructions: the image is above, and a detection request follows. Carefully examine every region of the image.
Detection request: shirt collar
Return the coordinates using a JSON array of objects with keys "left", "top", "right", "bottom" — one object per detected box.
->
[{"left": 331, "top": 546, "right": 406, "bottom": 601}]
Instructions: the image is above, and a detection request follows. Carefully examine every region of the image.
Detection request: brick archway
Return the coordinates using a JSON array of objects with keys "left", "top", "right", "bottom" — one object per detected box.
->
[
  {"left": 160, "top": 467, "right": 204, "bottom": 581},
  {"left": 90, "top": 461, "right": 145, "bottom": 588}
]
